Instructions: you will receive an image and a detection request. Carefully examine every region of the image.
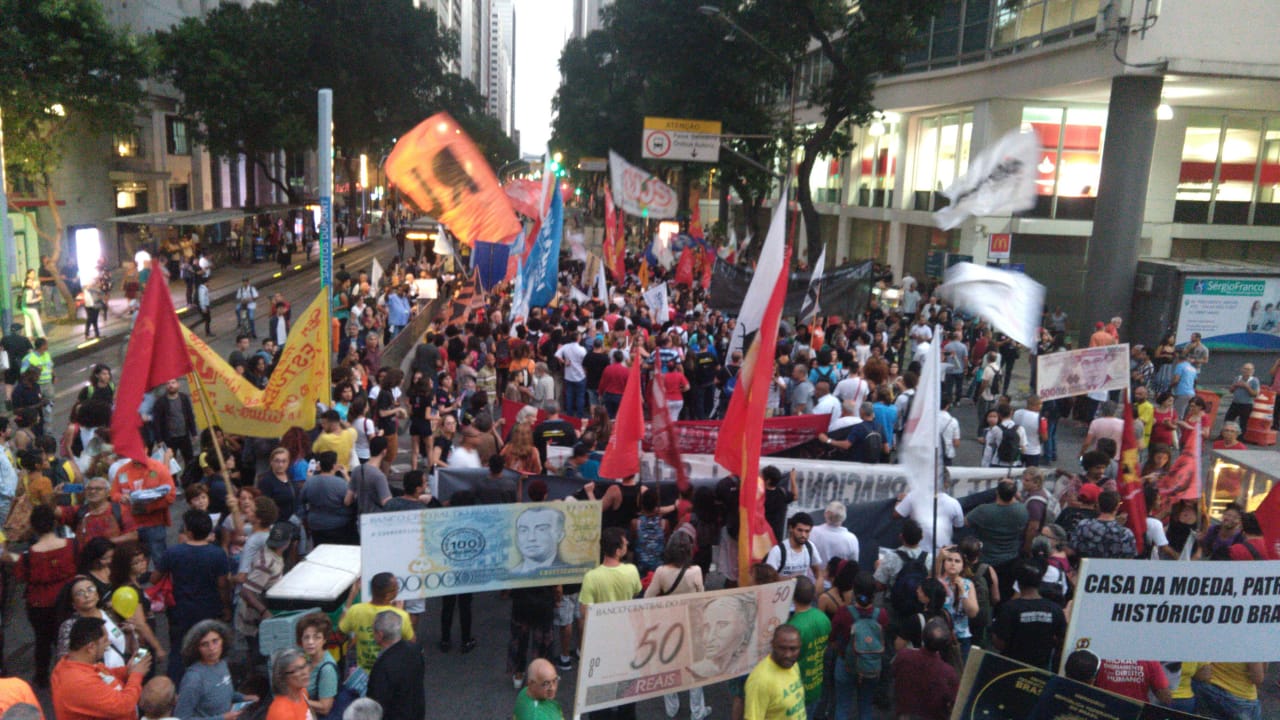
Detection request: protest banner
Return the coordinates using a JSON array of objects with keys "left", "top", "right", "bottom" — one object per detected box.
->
[
  {"left": 359, "top": 501, "right": 602, "bottom": 599},
  {"left": 186, "top": 293, "right": 330, "bottom": 436},
  {"left": 574, "top": 581, "right": 795, "bottom": 717},
  {"left": 1036, "top": 344, "right": 1130, "bottom": 401},
  {"left": 1062, "top": 558, "right": 1280, "bottom": 662},
  {"left": 609, "top": 150, "right": 678, "bottom": 219},
  {"left": 708, "top": 258, "right": 874, "bottom": 320},
  {"left": 953, "top": 648, "right": 1206, "bottom": 720}
]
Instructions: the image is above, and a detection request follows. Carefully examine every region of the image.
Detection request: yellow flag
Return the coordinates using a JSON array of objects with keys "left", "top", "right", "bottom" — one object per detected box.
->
[{"left": 184, "top": 293, "right": 331, "bottom": 436}]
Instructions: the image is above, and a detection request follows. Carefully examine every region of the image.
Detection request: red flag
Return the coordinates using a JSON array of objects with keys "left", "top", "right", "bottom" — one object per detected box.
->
[
  {"left": 689, "top": 192, "right": 704, "bottom": 239},
  {"left": 603, "top": 186, "right": 626, "bottom": 283},
  {"left": 1118, "top": 397, "right": 1148, "bottom": 555},
  {"left": 1254, "top": 482, "right": 1280, "bottom": 559},
  {"left": 598, "top": 359, "right": 643, "bottom": 479},
  {"left": 110, "top": 272, "right": 194, "bottom": 463},
  {"left": 700, "top": 248, "right": 713, "bottom": 290},
  {"left": 649, "top": 371, "right": 689, "bottom": 494},
  {"left": 716, "top": 254, "right": 790, "bottom": 583},
  {"left": 675, "top": 247, "right": 695, "bottom": 286}
]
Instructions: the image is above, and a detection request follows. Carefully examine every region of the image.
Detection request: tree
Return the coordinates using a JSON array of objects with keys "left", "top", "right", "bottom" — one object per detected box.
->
[
  {"left": 0, "top": 0, "right": 150, "bottom": 312},
  {"left": 157, "top": 1, "right": 314, "bottom": 205}
]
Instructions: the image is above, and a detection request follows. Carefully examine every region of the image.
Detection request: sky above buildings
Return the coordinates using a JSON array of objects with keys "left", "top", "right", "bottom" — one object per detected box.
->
[{"left": 513, "top": 0, "right": 572, "bottom": 156}]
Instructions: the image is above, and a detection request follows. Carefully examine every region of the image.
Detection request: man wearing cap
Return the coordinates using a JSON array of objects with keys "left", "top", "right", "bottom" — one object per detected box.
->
[
  {"left": 236, "top": 521, "right": 291, "bottom": 658},
  {"left": 235, "top": 276, "right": 259, "bottom": 338}
]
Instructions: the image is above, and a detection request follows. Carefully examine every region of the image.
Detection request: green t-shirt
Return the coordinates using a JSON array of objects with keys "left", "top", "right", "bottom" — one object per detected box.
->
[
  {"left": 786, "top": 607, "right": 832, "bottom": 705},
  {"left": 744, "top": 656, "right": 806, "bottom": 720},
  {"left": 338, "top": 602, "right": 416, "bottom": 671},
  {"left": 513, "top": 688, "right": 563, "bottom": 720},
  {"left": 966, "top": 502, "right": 1030, "bottom": 565},
  {"left": 579, "top": 563, "right": 642, "bottom": 606}
]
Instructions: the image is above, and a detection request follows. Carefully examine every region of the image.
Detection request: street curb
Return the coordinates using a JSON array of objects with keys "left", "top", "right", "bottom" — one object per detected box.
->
[{"left": 52, "top": 239, "right": 383, "bottom": 367}]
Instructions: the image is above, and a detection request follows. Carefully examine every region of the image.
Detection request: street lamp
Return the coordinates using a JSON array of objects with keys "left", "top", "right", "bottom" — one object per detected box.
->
[{"left": 697, "top": 5, "right": 799, "bottom": 197}]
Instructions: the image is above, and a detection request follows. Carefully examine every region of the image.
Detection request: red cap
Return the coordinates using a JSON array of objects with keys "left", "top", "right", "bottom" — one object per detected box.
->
[{"left": 1078, "top": 483, "right": 1102, "bottom": 503}]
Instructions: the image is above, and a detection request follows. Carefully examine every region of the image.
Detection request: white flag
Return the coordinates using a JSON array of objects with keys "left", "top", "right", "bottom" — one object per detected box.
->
[
  {"left": 899, "top": 335, "right": 943, "bottom": 498},
  {"left": 719, "top": 225, "right": 738, "bottom": 259},
  {"left": 933, "top": 130, "right": 1040, "bottom": 231},
  {"left": 643, "top": 282, "right": 670, "bottom": 325},
  {"left": 728, "top": 188, "right": 788, "bottom": 358},
  {"left": 510, "top": 255, "right": 529, "bottom": 326},
  {"left": 370, "top": 258, "right": 384, "bottom": 295},
  {"left": 570, "top": 286, "right": 589, "bottom": 303},
  {"left": 596, "top": 263, "right": 608, "bottom": 301},
  {"left": 609, "top": 150, "right": 678, "bottom": 219},
  {"left": 798, "top": 246, "right": 826, "bottom": 324},
  {"left": 937, "top": 262, "right": 1045, "bottom": 349}
]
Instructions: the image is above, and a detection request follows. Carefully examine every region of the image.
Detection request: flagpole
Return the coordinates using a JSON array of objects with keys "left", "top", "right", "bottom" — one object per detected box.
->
[{"left": 188, "top": 368, "right": 240, "bottom": 532}]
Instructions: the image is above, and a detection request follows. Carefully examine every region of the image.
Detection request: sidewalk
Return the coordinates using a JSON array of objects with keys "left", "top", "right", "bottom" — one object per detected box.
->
[{"left": 41, "top": 234, "right": 384, "bottom": 367}]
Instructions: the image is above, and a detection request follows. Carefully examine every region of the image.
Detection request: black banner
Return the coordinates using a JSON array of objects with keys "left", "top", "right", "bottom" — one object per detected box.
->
[{"left": 708, "top": 258, "right": 874, "bottom": 320}]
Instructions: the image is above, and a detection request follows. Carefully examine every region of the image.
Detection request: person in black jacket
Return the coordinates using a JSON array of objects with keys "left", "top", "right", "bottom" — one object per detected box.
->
[
  {"left": 151, "top": 380, "right": 198, "bottom": 468},
  {"left": 366, "top": 610, "right": 425, "bottom": 720}
]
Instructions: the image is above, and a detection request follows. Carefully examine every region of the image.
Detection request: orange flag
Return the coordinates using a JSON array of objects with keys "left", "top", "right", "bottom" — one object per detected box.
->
[
  {"left": 716, "top": 253, "right": 790, "bottom": 584},
  {"left": 1118, "top": 397, "right": 1148, "bottom": 555},
  {"left": 675, "top": 247, "right": 695, "bottom": 286},
  {"left": 598, "top": 359, "right": 644, "bottom": 479},
  {"left": 110, "top": 272, "right": 194, "bottom": 462},
  {"left": 386, "top": 112, "right": 521, "bottom": 245}
]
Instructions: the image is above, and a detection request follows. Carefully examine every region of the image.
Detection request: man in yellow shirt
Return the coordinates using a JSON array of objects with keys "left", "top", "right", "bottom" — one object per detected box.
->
[
  {"left": 1191, "top": 661, "right": 1264, "bottom": 719},
  {"left": 312, "top": 410, "right": 357, "bottom": 471},
  {"left": 338, "top": 572, "right": 415, "bottom": 672},
  {"left": 744, "top": 625, "right": 805, "bottom": 720},
  {"left": 1133, "top": 385, "right": 1155, "bottom": 449}
]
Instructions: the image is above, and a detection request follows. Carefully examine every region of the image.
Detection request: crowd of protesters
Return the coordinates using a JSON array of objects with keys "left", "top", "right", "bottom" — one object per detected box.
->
[{"left": 0, "top": 221, "right": 1272, "bottom": 720}]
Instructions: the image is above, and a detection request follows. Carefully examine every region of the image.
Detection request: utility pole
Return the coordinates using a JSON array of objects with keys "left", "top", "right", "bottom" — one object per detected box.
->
[{"left": 0, "top": 107, "right": 14, "bottom": 331}]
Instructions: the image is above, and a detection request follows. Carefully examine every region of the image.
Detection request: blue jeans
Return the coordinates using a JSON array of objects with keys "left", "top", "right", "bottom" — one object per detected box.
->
[
  {"left": 564, "top": 379, "right": 586, "bottom": 418},
  {"left": 138, "top": 525, "right": 168, "bottom": 567},
  {"left": 603, "top": 393, "right": 622, "bottom": 419},
  {"left": 1192, "top": 679, "right": 1261, "bottom": 720},
  {"left": 1043, "top": 417, "right": 1059, "bottom": 461},
  {"left": 834, "top": 656, "right": 878, "bottom": 720}
]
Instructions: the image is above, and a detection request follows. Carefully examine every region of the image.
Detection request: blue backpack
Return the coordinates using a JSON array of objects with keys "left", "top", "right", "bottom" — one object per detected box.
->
[{"left": 846, "top": 607, "right": 885, "bottom": 679}]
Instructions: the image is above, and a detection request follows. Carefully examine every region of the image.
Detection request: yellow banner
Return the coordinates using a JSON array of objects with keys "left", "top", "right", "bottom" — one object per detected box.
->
[{"left": 184, "top": 293, "right": 331, "bottom": 436}]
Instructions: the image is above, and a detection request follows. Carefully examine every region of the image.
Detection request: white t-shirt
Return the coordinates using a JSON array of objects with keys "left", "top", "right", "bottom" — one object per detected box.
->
[
  {"left": 1146, "top": 516, "right": 1170, "bottom": 558},
  {"left": 1012, "top": 408, "right": 1043, "bottom": 456},
  {"left": 450, "top": 446, "right": 482, "bottom": 469},
  {"left": 812, "top": 394, "right": 842, "bottom": 431},
  {"left": 894, "top": 490, "right": 965, "bottom": 553},
  {"left": 938, "top": 410, "right": 960, "bottom": 459},
  {"left": 810, "top": 524, "right": 860, "bottom": 565},
  {"left": 834, "top": 377, "right": 869, "bottom": 406},
  {"left": 555, "top": 342, "right": 588, "bottom": 382},
  {"left": 763, "top": 541, "right": 823, "bottom": 582}
]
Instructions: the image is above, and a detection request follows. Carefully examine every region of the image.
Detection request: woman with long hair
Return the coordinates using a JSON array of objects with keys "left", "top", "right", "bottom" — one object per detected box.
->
[
  {"left": 643, "top": 534, "right": 706, "bottom": 719},
  {"left": 430, "top": 414, "right": 458, "bottom": 472},
  {"left": 370, "top": 369, "right": 407, "bottom": 473},
  {"left": 77, "top": 536, "right": 115, "bottom": 600},
  {"left": 1164, "top": 500, "right": 1203, "bottom": 561},
  {"left": 107, "top": 541, "right": 165, "bottom": 665},
  {"left": 280, "top": 427, "right": 312, "bottom": 487},
  {"left": 501, "top": 423, "right": 543, "bottom": 476},
  {"left": 245, "top": 355, "right": 270, "bottom": 390},
  {"left": 349, "top": 396, "right": 378, "bottom": 466},
  {"left": 1151, "top": 333, "right": 1178, "bottom": 395},
  {"left": 935, "top": 546, "right": 978, "bottom": 661},
  {"left": 584, "top": 405, "right": 612, "bottom": 452},
  {"left": 406, "top": 371, "right": 434, "bottom": 471},
  {"left": 5, "top": 504, "right": 77, "bottom": 686},
  {"left": 55, "top": 575, "right": 134, "bottom": 667}
]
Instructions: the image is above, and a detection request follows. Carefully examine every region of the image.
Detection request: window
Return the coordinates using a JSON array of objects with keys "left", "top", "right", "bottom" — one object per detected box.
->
[
  {"left": 166, "top": 116, "right": 190, "bottom": 155},
  {"left": 911, "top": 111, "right": 973, "bottom": 211},
  {"left": 114, "top": 130, "right": 141, "bottom": 158},
  {"left": 1176, "top": 113, "right": 1280, "bottom": 226},
  {"left": 1021, "top": 105, "right": 1106, "bottom": 219},
  {"left": 857, "top": 114, "right": 900, "bottom": 208}
]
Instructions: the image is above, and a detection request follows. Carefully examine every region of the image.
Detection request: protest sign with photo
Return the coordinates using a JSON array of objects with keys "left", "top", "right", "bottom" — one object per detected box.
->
[
  {"left": 1036, "top": 343, "right": 1130, "bottom": 401},
  {"left": 575, "top": 581, "right": 795, "bottom": 716},
  {"left": 1063, "top": 558, "right": 1280, "bottom": 662},
  {"left": 359, "top": 501, "right": 602, "bottom": 599}
]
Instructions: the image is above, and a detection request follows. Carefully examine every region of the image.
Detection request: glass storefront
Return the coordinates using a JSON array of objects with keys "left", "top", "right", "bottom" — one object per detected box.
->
[
  {"left": 1175, "top": 112, "right": 1280, "bottom": 226},
  {"left": 856, "top": 115, "right": 900, "bottom": 208},
  {"left": 911, "top": 111, "right": 973, "bottom": 211},
  {"left": 1021, "top": 105, "right": 1106, "bottom": 219}
]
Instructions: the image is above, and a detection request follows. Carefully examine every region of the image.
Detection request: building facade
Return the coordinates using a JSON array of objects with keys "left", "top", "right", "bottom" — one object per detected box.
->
[{"left": 784, "top": 0, "right": 1280, "bottom": 341}]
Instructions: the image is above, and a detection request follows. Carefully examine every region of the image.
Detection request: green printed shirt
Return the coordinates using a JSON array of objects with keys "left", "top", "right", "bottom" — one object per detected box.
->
[{"left": 787, "top": 607, "right": 832, "bottom": 705}]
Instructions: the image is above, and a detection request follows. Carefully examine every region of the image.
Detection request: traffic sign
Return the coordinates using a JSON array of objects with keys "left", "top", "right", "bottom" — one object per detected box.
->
[
  {"left": 988, "top": 232, "right": 1012, "bottom": 259},
  {"left": 578, "top": 157, "right": 608, "bottom": 172},
  {"left": 642, "top": 116, "right": 721, "bottom": 163}
]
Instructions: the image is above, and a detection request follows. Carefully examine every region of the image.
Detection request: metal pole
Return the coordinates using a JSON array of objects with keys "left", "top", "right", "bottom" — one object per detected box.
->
[
  {"left": 0, "top": 107, "right": 14, "bottom": 331},
  {"left": 359, "top": 153, "right": 368, "bottom": 235},
  {"left": 318, "top": 90, "right": 334, "bottom": 308}
]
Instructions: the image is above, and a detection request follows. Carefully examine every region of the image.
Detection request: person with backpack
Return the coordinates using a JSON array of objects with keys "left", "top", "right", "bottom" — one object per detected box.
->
[
  {"left": 820, "top": 402, "right": 886, "bottom": 464},
  {"left": 785, "top": 577, "right": 831, "bottom": 719},
  {"left": 763, "top": 512, "right": 824, "bottom": 585},
  {"left": 981, "top": 403, "right": 1027, "bottom": 469},
  {"left": 833, "top": 572, "right": 886, "bottom": 720},
  {"left": 965, "top": 480, "right": 1028, "bottom": 605}
]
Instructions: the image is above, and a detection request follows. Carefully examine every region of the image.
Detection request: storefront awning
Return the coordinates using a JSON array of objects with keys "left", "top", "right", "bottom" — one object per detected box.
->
[{"left": 106, "top": 208, "right": 257, "bottom": 226}]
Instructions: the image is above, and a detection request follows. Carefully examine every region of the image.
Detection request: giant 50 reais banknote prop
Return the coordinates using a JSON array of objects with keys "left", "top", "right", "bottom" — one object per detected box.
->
[
  {"left": 1035, "top": 343, "right": 1130, "bottom": 402},
  {"left": 575, "top": 581, "right": 796, "bottom": 716},
  {"left": 359, "top": 501, "right": 601, "bottom": 599}
]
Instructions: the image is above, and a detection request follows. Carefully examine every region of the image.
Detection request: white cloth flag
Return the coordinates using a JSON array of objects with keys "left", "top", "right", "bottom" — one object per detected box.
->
[
  {"left": 798, "top": 246, "right": 826, "bottom": 324},
  {"left": 937, "top": 262, "right": 1045, "bottom": 349},
  {"left": 609, "top": 150, "right": 678, "bottom": 219},
  {"left": 933, "top": 130, "right": 1040, "bottom": 231},
  {"left": 728, "top": 186, "right": 789, "bottom": 358},
  {"left": 570, "top": 286, "right": 589, "bottom": 303},
  {"left": 898, "top": 335, "right": 943, "bottom": 498},
  {"left": 720, "top": 225, "right": 738, "bottom": 259},
  {"left": 643, "top": 282, "right": 670, "bottom": 324},
  {"left": 369, "top": 258, "right": 384, "bottom": 295},
  {"left": 596, "top": 263, "right": 608, "bottom": 300}
]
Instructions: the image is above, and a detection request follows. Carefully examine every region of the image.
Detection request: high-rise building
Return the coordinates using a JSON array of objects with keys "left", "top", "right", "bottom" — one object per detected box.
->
[
  {"left": 572, "top": 0, "right": 611, "bottom": 38},
  {"left": 488, "top": 0, "right": 517, "bottom": 136}
]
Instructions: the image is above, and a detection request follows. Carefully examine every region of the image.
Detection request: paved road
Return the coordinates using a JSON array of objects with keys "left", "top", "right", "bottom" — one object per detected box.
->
[{"left": 8, "top": 244, "right": 1280, "bottom": 717}]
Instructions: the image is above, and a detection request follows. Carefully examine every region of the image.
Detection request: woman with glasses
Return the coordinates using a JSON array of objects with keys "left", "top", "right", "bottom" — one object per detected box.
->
[
  {"left": 268, "top": 648, "right": 313, "bottom": 720},
  {"left": 54, "top": 574, "right": 134, "bottom": 667}
]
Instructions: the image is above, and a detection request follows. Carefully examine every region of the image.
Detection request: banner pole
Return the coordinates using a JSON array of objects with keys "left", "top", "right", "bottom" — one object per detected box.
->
[{"left": 188, "top": 371, "right": 229, "bottom": 484}]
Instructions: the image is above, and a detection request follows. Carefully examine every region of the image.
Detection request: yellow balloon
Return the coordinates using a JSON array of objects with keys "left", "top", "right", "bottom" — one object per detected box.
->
[{"left": 110, "top": 586, "right": 139, "bottom": 619}]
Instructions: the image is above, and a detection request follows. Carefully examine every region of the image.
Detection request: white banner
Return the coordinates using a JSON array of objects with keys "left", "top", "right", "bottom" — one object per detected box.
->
[
  {"left": 938, "top": 262, "right": 1045, "bottom": 349},
  {"left": 1064, "top": 559, "right": 1280, "bottom": 662},
  {"left": 609, "top": 150, "right": 677, "bottom": 219},
  {"left": 643, "top": 282, "right": 670, "bottom": 324},
  {"left": 1035, "top": 343, "right": 1130, "bottom": 401},
  {"left": 574, "top": 581, "right": 795, "bottom": 716},
  {"left": 933, "top": 129, "right": 1040, "bottom": 231}
]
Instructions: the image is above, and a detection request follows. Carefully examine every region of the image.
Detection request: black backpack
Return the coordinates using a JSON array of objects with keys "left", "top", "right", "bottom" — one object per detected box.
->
[
  {"left": 862, "top": 427, "right": 885, "bottom": 464},
  {"left": 896, "top": 390, "right": 915, "bottom": 435},
  {"left": 890, "top": 549, "right": 930, "bottom": 616},
  {"left": 996, "top": 424, "right": 1020, "bottom": 464},
  {"left": 772, "top": 540, "right": 816, "bottom": 575}
]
